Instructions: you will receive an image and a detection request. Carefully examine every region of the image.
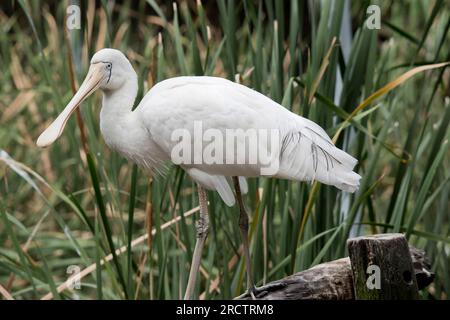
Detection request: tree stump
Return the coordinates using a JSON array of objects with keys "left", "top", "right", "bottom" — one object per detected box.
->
[{"left": 347, "top": 233, "right": 419, "bottom": 299}]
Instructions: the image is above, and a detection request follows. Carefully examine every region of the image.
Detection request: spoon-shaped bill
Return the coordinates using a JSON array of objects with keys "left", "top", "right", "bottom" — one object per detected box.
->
[{"left": 36, "top": 64, "right": 105, "bottom": 147}]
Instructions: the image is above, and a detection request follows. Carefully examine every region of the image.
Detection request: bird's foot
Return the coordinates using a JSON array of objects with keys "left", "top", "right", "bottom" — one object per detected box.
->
[
  {"left": 248, "top": 286, "right": 257, "bottom": 300},
  {"left": 245, "top": 282, "right": 286, "bottom": 300}
]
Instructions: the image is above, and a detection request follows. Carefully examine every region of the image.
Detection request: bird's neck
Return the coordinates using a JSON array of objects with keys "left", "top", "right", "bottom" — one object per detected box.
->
[
  {"left": 99, "top": 74, "right": 139, "bottom": 151},
  {"left": 98, "top": 72, "right": 167, "bottom": 171},
  {"left": 100, "top": 75, "right": 137, "bottom": 119}
]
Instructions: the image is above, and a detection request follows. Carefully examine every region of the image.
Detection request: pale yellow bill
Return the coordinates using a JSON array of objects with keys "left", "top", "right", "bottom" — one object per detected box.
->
[{"left": 36, "top": 64, "right": 105, "bottom": 147}]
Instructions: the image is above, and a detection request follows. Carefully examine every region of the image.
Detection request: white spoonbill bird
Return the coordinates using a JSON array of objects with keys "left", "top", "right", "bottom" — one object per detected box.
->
[{"left": 37, "top": 48, "right": 361, "bottom": 299}]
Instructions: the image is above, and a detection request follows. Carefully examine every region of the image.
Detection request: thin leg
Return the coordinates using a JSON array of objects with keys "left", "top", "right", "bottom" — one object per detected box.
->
[
  {"left": 184, "top": 184, "right": 209, "bottom": 300},
  {"left": 232, "top": 176, "right": 256, "bottom": 296}
]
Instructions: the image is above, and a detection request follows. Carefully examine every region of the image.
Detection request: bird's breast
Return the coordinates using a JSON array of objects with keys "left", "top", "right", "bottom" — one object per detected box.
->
[{"left": 100, "top": 111, "right": 168, "bottom": 172}]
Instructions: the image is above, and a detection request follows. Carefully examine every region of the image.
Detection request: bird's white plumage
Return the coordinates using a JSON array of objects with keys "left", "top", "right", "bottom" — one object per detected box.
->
[
  {"left": 133, "top": 76, "right": 360, "bottom": 202},
  {"left": 38, "top": 49, "right": 361, "bottom": 206}
]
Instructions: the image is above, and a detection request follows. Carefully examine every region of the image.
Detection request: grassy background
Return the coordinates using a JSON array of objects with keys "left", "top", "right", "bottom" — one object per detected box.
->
[{"left": 0, "top": 0, "right": 449, "bottom": 300}]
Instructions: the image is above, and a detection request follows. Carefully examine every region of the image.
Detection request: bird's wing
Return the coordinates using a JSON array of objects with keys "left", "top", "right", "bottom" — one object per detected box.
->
[
  {"left": 277, "top": 124, "right": 361, "bottom": 192},
  {"left": 137, "top": 76, "right": 360, "bottom": 199},
  {"left": 137, "top": 76, "right": 278, "bottom": 177}
]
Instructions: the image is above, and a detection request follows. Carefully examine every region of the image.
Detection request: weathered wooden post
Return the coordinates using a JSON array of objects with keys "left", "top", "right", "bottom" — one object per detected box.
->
[
  {"left": 347, "top": 233, "right": 419, "bottom": 299},
  {"left": 236, "top": 241, "right": 432, "bottom": 300}
]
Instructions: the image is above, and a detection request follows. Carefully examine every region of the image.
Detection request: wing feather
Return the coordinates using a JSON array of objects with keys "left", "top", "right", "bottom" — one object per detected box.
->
[{"left": 137, "top": 76, "right": 360, "bottom": 198}]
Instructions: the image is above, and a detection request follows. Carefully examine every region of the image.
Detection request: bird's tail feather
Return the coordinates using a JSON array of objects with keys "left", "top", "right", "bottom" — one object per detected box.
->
[
  {"left": 332, "top": 168, "right": 361, "bottom": 193},
  {"left": 331, "top": 147, "right": 358, "bottom": 170},
  {"left": 277, "top": 131, "right": 361, "bottom": 192}
]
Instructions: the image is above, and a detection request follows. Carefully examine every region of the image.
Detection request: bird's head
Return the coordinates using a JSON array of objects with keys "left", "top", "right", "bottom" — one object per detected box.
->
[
  {"left": 36, "top": 48, "right": 135, "bottom": 147},
  {"left": 90, "top": 48, "right": 135, "bottom": 91}
]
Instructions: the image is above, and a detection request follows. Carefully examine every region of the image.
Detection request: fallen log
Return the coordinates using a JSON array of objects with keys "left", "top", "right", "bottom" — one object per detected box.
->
[{"left": 237, "top": 239, "right": 434, "bottom": 300}]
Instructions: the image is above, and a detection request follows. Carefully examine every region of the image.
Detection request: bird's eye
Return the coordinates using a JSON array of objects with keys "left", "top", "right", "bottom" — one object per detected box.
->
[{"left": 106, "top": 63, "right": 112, "bottom": 70}]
